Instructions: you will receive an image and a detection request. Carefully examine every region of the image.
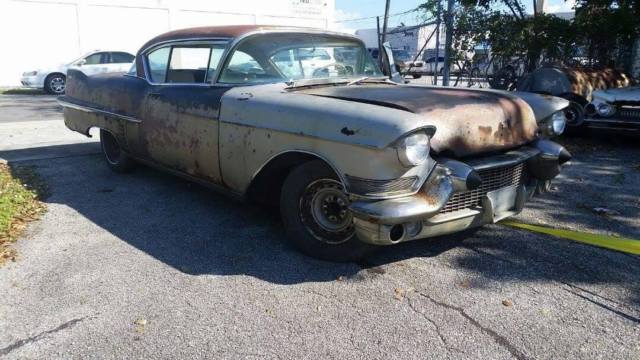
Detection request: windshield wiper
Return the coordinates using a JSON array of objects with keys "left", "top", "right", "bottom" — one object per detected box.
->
[{"left": 346, "top": 77, "right": 369, "bottom": 86}]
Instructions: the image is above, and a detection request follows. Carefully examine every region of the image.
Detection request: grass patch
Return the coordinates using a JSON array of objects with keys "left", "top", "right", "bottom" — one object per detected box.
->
[
  {"left": 0, "top": 87, "right": 46, "bottom": 95},
  {"left": 0, "top": 163, "right": 48, "bottom": 266}
]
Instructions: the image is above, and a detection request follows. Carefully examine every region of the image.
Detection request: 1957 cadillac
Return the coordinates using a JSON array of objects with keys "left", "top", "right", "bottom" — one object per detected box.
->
[{"left": 59, "top": 26, "right": 571, "bottom": 261}]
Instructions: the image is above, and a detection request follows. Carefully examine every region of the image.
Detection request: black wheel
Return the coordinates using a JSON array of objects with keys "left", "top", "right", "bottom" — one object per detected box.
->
[
  {"left": 280, "top": 160, "right": 376, "bottom": 262},
  {"left": 100, "top": 129, "right": 135, "bottom": 173},
  {"left": 559, "top": 94, "right": 587, "bottom": 130},
  {"left": 44, "top": 73, "right": 66, "bottom": 95}
]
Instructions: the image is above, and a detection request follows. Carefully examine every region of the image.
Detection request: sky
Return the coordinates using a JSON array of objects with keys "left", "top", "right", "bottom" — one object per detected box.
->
[{"left": 334, "top": 0, "right": 576, "bottom": 32}]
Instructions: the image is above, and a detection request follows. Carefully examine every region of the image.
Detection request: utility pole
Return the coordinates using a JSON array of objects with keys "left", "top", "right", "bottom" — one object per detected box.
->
[
  {"left": 442, "top": 0, "right": 454, "bottom": 86},
  {"left": 433, "top": 0, "right": 442, "bottom": 85},
  {"left": 381, "top": 0, "right": 391, "bottom": 45},
  {"left": 376, "top": 16, "right": 383, "bottom": 69}
]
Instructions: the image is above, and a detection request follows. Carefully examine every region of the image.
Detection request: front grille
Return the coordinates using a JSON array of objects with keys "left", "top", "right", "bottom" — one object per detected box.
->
[
  {"left": 347, "top": 175, "right": 418, "bottom": 197},
  {"left": 617, "top": 106, "right": 640, "bottom": 119},
  {"left": 439, "top": 162, "right": 526, "bottom": 214}
]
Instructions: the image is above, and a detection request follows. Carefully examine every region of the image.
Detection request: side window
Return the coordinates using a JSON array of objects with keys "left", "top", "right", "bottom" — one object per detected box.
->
[
  {"left": 84, "top": 53, "right": 103, "bottom": 65},
  {"left": 147, "top": 47, "right": 170, "bottom": 83},
  {"left": 167, "top": 46, "right": 210, "bottom": 83},
  {"left": 219, "top": 50, "right": 270, "bottom": 84},
  {"left": 205, "top": 45, "right": 226, "bottom": 82},
  {"left": 111, "top": 52, "right": 134, "bottom": 63}
]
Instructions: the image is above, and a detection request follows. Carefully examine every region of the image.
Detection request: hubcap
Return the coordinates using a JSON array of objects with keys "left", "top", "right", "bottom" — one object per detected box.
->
[
  {"left": 299, "top": 179, "right": 354, "bottom": 244},
  {"left": 50, "top": 76, "right": 65, "bottom": 93},
  {"left": 564, "top": 103, "right": 583, "bottom": 126}
]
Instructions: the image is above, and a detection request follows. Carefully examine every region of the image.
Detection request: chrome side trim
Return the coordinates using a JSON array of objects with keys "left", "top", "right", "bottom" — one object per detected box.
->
[{"left": 58, "top": 99, "right": 142, "bottom": 124}]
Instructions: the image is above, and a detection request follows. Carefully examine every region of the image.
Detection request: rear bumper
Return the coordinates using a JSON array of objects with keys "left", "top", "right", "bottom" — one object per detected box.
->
[{"left": 350, "top": 140, "right": 570, "bottom": 245}]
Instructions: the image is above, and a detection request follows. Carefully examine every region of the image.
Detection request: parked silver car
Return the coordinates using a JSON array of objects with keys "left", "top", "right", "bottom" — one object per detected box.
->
[{"left": 21, "top": 50, "right": 134, "bottom": 94}]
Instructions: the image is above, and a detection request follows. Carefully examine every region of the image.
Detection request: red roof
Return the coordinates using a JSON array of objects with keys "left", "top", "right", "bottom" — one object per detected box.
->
[{"left": 139, "top": 25, "right": 303, "bottom": 52}]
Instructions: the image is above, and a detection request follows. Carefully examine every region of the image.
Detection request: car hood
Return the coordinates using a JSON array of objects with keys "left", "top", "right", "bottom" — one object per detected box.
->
[
  {"left": 296, "top": 84, "right": 548, "bottom": 157},
  {"left": 592, "top": 86, "right": 640, "bottom": 103}
]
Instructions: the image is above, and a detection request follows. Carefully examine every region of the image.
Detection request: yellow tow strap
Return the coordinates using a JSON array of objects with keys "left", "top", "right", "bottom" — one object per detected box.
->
[{"left": 500, "top": 220, "right": 640, "bottom": 255}]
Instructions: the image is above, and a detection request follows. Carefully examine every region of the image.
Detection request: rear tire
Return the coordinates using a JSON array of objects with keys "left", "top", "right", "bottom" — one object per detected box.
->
[
  {"left": 280, "top": 160, "right": 376, "bottom": 262},
  {"left": 100, "top": 129, "right": 135, "bottom": 173}
]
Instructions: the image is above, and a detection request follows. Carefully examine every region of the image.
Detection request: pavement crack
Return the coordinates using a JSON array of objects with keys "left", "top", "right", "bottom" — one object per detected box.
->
[
  {"left": 0, "top": 316, "right": 89, "bottom": 356},
  {"left": 416, "top": 291, "right": 530, "bottom": 360},
  {"left": 562, "top": 286, "right": 640, "bottom": 324},
  {"left": 406, "top": 296, "right": 450, "bottom": 350}
]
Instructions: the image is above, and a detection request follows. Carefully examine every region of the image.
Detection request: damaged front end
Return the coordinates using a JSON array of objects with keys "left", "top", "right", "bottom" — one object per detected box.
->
[{"left": 349, "top": 139, "right": 571, "bottom": 245}]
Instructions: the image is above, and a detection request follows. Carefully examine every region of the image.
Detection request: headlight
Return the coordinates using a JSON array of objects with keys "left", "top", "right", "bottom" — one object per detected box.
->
[
  {"left": 397, "top": 132, "right": 430, "bottom": 166},
  {"left": 551, "top": 111, "right": 566, "bottom": 135},
  {"left": 22, "top": 71, "right": 37, "bottom": 76},
  {"left": 596, "top": 103, "right": 615, "bottom": 117}
]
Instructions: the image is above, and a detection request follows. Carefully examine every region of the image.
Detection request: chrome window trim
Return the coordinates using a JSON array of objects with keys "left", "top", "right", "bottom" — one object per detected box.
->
[
  {"left": 141, "top": 38, "right": 231, "bottom": 86},
  {"left": 58, "top": 99, "right": 142, "bottom": 124}
]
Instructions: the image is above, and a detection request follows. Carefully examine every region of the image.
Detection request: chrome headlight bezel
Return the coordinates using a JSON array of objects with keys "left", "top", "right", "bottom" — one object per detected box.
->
[
  {"left": 540, "top": 111, "right": 567, "bottom": 137},
  {"left": 551, "top": 111, "right": 567, "bottom": 135},
  {"left": 596, "top": 102, "right": 616, "bottom": 117},
  {"left": 396, "top": 131, "right": 431, "bottom": 167}
]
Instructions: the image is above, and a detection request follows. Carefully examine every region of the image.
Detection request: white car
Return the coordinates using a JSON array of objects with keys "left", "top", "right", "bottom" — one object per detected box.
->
[
  {"left": 20, "top": 50, "right": 135, "bottom": 95},
  {"left": 423, "top": 56, "right": 461, "bottom": 75},
  {"left": 272, "top": 47, "right": 336, "bottom": 78}
]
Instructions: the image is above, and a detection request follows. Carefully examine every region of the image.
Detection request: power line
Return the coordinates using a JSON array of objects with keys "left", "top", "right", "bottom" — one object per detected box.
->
[{"left": 334, "top": 7, "right": 418, "bottom": 23}]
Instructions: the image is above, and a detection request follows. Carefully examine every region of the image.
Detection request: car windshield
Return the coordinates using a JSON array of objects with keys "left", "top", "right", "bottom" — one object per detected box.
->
[{"left": 219, "top": 33, "right": 383, "bottom": 85}]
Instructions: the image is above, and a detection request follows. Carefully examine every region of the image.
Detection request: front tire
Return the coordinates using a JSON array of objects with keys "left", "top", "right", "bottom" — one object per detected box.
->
[
  {"left": 280, "top": 160, "right": 376, "bottom": 262},
  {"left": 44, "top": 73, "right": 66, "bottom": 95},
  {"left": 100, "top": 130, "right": 135, "bottom": 173}
]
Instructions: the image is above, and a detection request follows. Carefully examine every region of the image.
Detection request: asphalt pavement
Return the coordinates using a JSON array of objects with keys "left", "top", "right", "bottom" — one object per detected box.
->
[{"left": 0, "top": 94, "right": 639, "bottom": 359}]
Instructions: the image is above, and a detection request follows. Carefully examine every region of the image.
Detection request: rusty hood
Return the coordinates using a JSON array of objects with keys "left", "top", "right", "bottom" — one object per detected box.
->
[{"left": 296, "top": 84, "right": 540, "bottom": 157}]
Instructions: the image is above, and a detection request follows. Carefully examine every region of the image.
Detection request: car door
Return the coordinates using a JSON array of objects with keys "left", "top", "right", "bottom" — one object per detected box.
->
[
  {"left": 74, "top": 52, "right": 111, "bottom": 76},
  {"left": 109, "top": 52, "right": 136, "bottom": 72},
  {"left": 140, "top": 41, "right": 229, "bottom": 183}
]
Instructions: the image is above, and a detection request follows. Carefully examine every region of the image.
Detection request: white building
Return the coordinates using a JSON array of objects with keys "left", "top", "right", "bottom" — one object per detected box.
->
[
  {"left": 0, "top": 0, "right": 335, "bottom": 86},
  {"left": 355, "top": 24, "right": 446, "bottom": 59}
]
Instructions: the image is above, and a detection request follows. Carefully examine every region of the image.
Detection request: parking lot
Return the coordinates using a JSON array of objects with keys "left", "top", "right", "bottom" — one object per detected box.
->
[{"left": 0, "top": 94, "right": 639, "bottom": 359}]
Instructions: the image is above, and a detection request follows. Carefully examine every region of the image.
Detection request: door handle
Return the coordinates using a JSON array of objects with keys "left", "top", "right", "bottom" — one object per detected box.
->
[{"left": 148, "top": 92, "right": 164, "bottom": 99}]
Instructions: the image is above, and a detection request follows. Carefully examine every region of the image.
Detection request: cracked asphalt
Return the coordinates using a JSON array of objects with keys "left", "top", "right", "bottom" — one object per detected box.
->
[{"left": 1, "top": 94, "right": 639, "bottom": 359}]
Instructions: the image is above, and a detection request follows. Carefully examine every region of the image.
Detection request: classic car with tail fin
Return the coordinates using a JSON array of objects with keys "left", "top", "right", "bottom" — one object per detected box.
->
[{"left": 59, "top": 26, "right": 571, "bottom": 261}]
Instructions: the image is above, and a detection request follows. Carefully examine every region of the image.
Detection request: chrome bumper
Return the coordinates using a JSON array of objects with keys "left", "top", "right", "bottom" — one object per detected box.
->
[{"left": 350, "top": 140, "right": 570, "bottom": 245}]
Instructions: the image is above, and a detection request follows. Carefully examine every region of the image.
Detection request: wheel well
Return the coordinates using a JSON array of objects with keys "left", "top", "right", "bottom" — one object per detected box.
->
[
  {"left": 45, "top": 72, "right": 65, "bottom": 81},
  {"left": 246, "top": 152, "right": 338, "bottom": 206}
]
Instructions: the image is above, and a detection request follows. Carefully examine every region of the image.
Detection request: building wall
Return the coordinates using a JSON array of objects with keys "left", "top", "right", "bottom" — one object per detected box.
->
[
  {"left": 355, "top": 24, "right": 445, "bottom": 59},
  {"left": 0, "top": 0, "right": 334, "bottom": 86}
]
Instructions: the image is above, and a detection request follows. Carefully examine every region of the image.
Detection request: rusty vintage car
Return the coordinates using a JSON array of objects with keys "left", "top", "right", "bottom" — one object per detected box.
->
[
  {"left": 519, "top": 65, "right": 638, "bottom": 132},
  {"left": 59, "top": 26, "right": 571, "bottom": 261}
]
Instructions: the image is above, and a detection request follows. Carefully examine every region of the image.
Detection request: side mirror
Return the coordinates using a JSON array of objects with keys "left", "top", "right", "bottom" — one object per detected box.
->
[
  {"left": 381, "top": 42, "right": 404, "bottom": 83},
  {"left": 77, "top": 59, "right": 86, "bottom": 66}
]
